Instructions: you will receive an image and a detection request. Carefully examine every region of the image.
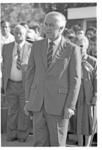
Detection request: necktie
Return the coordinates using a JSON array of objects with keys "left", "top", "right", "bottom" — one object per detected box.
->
[
  {"left": 16, "top": 45, "right": 21, "bottom": 70},
  {"left": 47, "top": 41, "right": 54, "bottom": 68}
]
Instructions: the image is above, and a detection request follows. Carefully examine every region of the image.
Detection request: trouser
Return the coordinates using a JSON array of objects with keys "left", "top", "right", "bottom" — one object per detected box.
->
[
  {"left": 32, "top": 103, "right": 69, "bottom": 146},
  {"left": 6, "top": 79, "right": 30, "bottom": 140},
  {"left": 1, "top": 95, "right": 8, "bottom": 133}
]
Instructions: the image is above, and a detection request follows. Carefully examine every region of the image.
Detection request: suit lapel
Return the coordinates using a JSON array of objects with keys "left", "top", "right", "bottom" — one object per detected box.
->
[
  {"left": 41, "top": 39, "right": 48, "bottom": 69},
  {"left": 7, "top": 42, "right": 15, "bottom": 77},
  {"left": 22, "top": 42, "right": 29, "bottom": 61}
]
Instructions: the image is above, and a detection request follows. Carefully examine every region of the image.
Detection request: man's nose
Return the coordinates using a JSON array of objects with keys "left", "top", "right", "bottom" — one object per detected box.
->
[{"left": 17, "top": 34, "right": 21, "bottom": 37}]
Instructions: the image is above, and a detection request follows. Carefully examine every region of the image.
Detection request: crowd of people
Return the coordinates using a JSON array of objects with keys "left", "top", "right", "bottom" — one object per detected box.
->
[
  {"left": 63, "top": 25, "right": 97, "bottom": 58},
  {"left": 0, "top": 11, "right": 97, "bottom": 147}
]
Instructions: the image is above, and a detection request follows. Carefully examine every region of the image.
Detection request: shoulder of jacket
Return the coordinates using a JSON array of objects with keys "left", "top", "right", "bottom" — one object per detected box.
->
[
  {"left": 3, "top": 42, "right": 14, "bottom": 53},
  {"left": 31, "top": 38, "right": 45, "bottom": 47},
  {"left": 65, "top": 39, "right": 80, "bottom": 50},
  {"left": 3, "top": 41, "right": 14, "bottom": 48}
]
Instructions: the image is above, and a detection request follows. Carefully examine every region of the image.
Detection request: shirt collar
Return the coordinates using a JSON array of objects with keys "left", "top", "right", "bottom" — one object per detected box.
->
[
  {"left": 15, "top": 40, "right": 25, "bottom": 48},
  {"left": 48, "top": 36, "right": 61, "bottom": 47}
]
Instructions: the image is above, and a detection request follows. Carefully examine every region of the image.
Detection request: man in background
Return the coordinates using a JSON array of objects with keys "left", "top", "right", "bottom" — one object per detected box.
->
[
  {"left": 2, "top": 24, "right": 31, "bottom": 142},
  {"left": 1, "top": 20, "right": 15, "bottom": 134}
]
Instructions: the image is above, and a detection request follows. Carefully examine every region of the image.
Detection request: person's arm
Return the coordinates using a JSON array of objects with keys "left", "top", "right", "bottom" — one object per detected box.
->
[
  {"left": 1, "top": 45, "right": 5, "bottom": 95},
  {"left": 64, "top": 45, "right": 81, "bottom": 119},
  {"left": 25, "top": 43, "right": 36, "bottom": 102},
  {"left": 24, "top": 43, "right": 36, "bottom": 116},
  {"left": 91, "top": 61, "right": 97, "bottom": 105}
]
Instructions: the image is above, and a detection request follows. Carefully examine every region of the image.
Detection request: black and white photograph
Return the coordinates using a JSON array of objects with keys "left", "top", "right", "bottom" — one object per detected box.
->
[{"left": 0, "top": 0, "right": 99, "bottom": 147}]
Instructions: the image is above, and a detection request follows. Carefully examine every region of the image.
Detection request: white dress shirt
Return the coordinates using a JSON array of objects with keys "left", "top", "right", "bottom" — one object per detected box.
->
[
  {"left": 10, "top": 41, "right": 25, "bottom": 81},
  {"left": 1, "top": 33, "right": 15, "bottom": 45}
]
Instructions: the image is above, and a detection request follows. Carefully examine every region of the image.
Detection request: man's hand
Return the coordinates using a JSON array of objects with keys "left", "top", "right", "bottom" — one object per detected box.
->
[
  {"left": 24, "top": 102, "right": 29, "bottom": 116},
  {"left": 64, "top": 108, "right": 74, "bottom": 119},
  {"left": 91, "top": 96, "right": 97, "bottom": 105}
]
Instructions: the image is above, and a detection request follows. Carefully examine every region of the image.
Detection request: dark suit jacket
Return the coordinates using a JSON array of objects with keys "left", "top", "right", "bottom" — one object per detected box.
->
[
  {"left": 2, "top": 41, "right": 32, "bottom": 94},
  {"left": 25, "top": 36, "right": 81, "bottom": 115}
]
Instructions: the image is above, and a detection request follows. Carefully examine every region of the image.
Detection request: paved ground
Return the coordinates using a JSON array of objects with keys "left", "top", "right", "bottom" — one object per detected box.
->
[
  {"left": 1, "top": 134, "right": 34, "bottom": 147},
  {"left": 1, "top": 133, "right": 97, "bottom": 147},
  {"left": 1, "top": 133, "right": 77, "bottom": 147}
]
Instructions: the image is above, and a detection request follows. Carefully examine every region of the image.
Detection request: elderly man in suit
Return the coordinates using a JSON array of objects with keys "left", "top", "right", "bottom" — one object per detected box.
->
[
  {"left": 2, "top": 24, "right": 32, "bottom": 142},
  {"left": 24, "top": 11, "right": 81, "bottom": 146}
]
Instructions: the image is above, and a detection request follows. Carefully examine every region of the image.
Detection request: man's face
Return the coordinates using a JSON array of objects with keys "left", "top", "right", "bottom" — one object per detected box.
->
[
  {"left": 86, "top": 30, "right": 94, "bottom": 39},
  {"left": 1, "top": 22, "right": 10, "bottom": 36},
  {"left": 44, "top": 15, "right": 63, "bottom": 41},
  {"left": 14, "top": 27, "right": 26, "bottom": 43},
  {"left": 76, "top": 31, "right": 84, "bottom": 40}
]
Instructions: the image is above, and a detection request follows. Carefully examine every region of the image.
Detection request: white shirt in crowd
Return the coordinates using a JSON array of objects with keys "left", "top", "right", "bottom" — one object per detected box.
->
[
  {"left": 1, "top": 32, "right": 15, "bottom": 45},
  {"left": 10, "top": 41, "right": 25, "bottom": 81}
]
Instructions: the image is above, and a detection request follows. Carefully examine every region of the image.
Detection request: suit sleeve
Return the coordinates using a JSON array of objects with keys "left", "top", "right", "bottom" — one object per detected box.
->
[
  {"left": 25, "top": 43, "right": 36, "bottom": 101},
  {"left": 1, "top": 45, "right": 5, "bottom": 93},
  {"left": 65, "top": 45, "right": 81, "bottom": 110},
  {"left": 93, "top": 60, "right": 97, "bottom": 96}
]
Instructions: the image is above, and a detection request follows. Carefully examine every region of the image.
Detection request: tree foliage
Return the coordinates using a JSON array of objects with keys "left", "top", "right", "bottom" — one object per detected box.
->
[
  {"left": 1, "top": 3, "right": 96, "bottom": 26},
  {"left": 1, "top": 3, "right": 45, "bottom": 26}
]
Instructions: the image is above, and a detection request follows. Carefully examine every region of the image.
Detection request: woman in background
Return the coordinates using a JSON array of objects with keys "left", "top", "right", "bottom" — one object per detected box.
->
[{"left": 76, "top": 30, "right": 97, "bottom": 146}]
